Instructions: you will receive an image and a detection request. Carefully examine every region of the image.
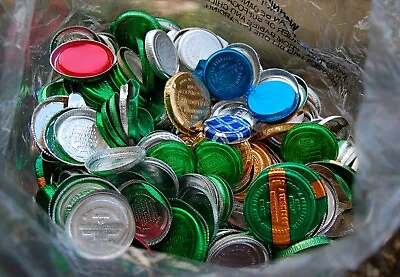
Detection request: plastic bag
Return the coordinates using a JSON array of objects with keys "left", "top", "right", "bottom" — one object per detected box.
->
[{"left": 0, "top": 0, "right": 399, "bottom": 276}]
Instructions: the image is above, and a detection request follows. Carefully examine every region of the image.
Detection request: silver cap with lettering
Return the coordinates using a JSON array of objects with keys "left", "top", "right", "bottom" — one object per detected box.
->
[
  {"left": 65, "top": 190, "right": 135, "bottom": 260},
  {"left": 53, "top": 108, "right": 108, "bottom": 163},
  {"left": 206, "top": 234, "right": 271, "bottom": 267}
]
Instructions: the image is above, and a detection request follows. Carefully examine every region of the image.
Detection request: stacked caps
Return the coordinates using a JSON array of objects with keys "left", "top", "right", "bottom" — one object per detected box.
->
[{"left": 31, "top": 10, "right": 356, "bottom": 266}]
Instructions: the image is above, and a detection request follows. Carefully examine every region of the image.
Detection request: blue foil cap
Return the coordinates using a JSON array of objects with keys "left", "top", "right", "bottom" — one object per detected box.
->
[
  {"left": 202, "top": 49, "right": 254, "bottom": 100},
  {"left": 203, "top": 115, "right": 251, "bottom": 144},
  {"left": 247, "top": 80, "right": 300, "bottom": 123},
  {"left": 193, "top": 60, "right": 206, "bottom": 81}
]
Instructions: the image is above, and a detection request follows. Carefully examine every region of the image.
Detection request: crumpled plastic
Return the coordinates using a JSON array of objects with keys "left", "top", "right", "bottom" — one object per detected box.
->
[{"left": 0, "top": 0, "right": 399, "bottom": 276}]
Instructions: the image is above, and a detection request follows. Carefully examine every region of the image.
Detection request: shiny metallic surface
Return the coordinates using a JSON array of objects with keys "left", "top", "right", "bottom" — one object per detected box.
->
[
  {"left": 226, "top": 43, "right": 262, "bottom": 86},
  {"left": 50, "top": 26, "right": 100, "bottom": 52},
  {"left": 337, "top": 139, "right": 352, "bottom": 161},
  {"left": 319, "top": 115, "right": 352, "bottom": 140},
  {"left": 251, "top": 123, "right": 297, "bottom": 142},
  {"left": 164, "top": 72, "right": 211, "bottom": 134},
  {"left": 53, "top": 109, "right": 108, "bottom": 163},
  {"left": 131, "top": 157, "right": 179, "bottom": 198},
  {"left": 325, "top": 210, "right": 354, "bottom": 238},
  {"left": 145, "top": 29, "right": 179, "bottom": 79},
  {"left": 44, "top": 116, "right": 82, "bottom": 166},
  {"left": 156, "top": 18, "right": 181, "bottom": 32},
  {"left": 50, "top": 175, "right": 118, "bottom": 219},
  {"left": 179, "top": 174, "right": 220, "bottom": 208},
  {"left": 303, "top": 100, "right": 321, "bottom": 121},
  {"left": 199, "top": 175, "right": 225, "bottom": 220},
  {"left": 65, "top": 190, "right": 135, "bottom": 260},
  {"left": 9, "top": 5, "right": 364, "bottom": 272},
  {"left": 308, "top": 163, "right": 352, "bottom": 210},
  {"left": 50, "top": 40, "right": 116, "bottom": 80},
  {"left": 307, "top": 87, "right": 323, "bottom": 115},
  {"left": 178, "top": 179, "right": 220, "bottom": 239},
  {"left": 172, "top": 27, "right": 200, "bottom": 44},
  {"left": 315, "top": 179, "right": 340, "bottom": 236},
  {"left": 293, "top": 75, "right": 309, "bottom": 111},
  {"left": 259, "top": 68, "right": 300, "bottom": 95},
  {"left": 351, "top": 157, "right": 359, "bottom": 171},
  {"left": 217, "top": 35, "right": 229, "bottom": 48},
  {"left": 305, "top": 211, "right": 328, "bottom": 238},
  {"left": 212, "top": 101, "right": 257, "bottom": 128},
  {"left": 206, "top": 234, "right": 271, "bottom": 267},
  {"left": 119, "top": 83, "right": 129, "bottom": 136},
  {"left": 117, "top": 47, "right": 143, "bottom": 83},
  {"left": 105, "top": 170, "right": 146, "bottom": 188},
  {"left": 137, "top": 130, "right": 185, "bottom": 151},
  {"left": 167, "top": 30, "right": 179, "bottom": 41},
  {"left": 53, "top": 181, "right": 108, "bottom": 226},
  {"left": 249, "top": 142, "right": 275, "bottom": 180},
  {"left": 209, "top": 229, "right": 241, "bottom": 247},
  {"left": 287, "top": 112, "right": 305, "bottom": 123},
  {"left": 154, "top": 111, "right": 175, "bottom": 131},
  {"left": 30, "top": 96, "right": 69, "bottom": 154},
  {"left": 67, "top": 93, "right": 87, "bottom": 109},
  {"left": 98, "top": 32, "right": 119, "bottom": 54},
  {"left": 36, "top": 78, "right": 68, "bottom": 102},
  {"left": 49, "top": 168, "right": 88, "bottom": 185},
  {"left": 177, "top": 29, "right": 223, "bottom": 71},
  {"left": 233, "top": 142, "right": 253, "bottom": 193},
  {"left": 119, "top": 180, "right": 172, "bottom": 245},
  {"left": 211, "top": 100, "right": 233, "bottom": 116},
  {"left": 227, "top": 201, "right": 248, "bottom": 231},
  {"left": 85, "top": 146, "right": 146, "bottom": 176},
  {"left": 341, "top": 146, "right": 357, "bottom": 166}
]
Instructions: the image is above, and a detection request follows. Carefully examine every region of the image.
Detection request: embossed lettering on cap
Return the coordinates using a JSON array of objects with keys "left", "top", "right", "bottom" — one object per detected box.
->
[{"left": 268, "top": 168, "right": 290, "bottom": 245}]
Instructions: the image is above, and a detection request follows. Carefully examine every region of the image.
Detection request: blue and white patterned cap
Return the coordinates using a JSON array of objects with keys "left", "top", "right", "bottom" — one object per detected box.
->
[{"left": 203, "top": 115, "right": 252, "bottom": 144}]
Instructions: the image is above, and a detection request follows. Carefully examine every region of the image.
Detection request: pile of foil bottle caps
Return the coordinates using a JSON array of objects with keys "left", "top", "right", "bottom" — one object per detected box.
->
[{"left": 31, "top": 10, "right": 357, "bottom": 266}]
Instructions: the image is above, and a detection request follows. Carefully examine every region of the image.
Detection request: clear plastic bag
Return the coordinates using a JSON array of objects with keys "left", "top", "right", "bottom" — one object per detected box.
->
[{"left": 0, "top": 0, "right": 399, "bottom": 276}]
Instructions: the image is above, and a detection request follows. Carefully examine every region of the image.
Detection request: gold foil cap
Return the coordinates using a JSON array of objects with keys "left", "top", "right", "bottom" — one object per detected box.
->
[{"left": 164, "top": 72, "right": 211, "bottom": 134}]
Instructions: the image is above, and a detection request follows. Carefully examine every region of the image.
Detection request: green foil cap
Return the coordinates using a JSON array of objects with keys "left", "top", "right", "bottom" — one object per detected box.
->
[
  {"left": 101, "top": 101, "right": 127, "bottom": 147},
  {"left": 155, "top": 199, "right": 209, "bottom": 261},
  {"left": 141, "top": 84, "right": 165, "bottom": 124},
  {"left": 276, "top": 236, "right": 331, "bottom": 258},
  {"left": 269, "top": 162, "right": 328, "bottom": 234},
  {"left": 318, "top": 160, "right": 355, "bottom": 190},
  {"left": 108, "top": 93, "right": 128, "bottom": 142},
  {"left": 108, "top": 63, "right": 129, "bottom": 91},
  {"left": 243, "top": 167, "right": 317, "bottom": 246},
  {"left": 333, "top": 172, "right": 353, "bottom": 203},
  {"left": 207, "top": 175, "right": 234, "bottom": 225},
  {"left": 178, "top": 182, "right": 219, "bottom": 241},
  {"left": 79, "top": 78, "right": 116, "bottom": 110},
  {"left": 136, "top": 37, "right": 155, "bottom": 93},
  {"left": 137, "top": 107, "right": 155, "bottom": 139},
  {"left": 147, "top": 141, "right": 196, "bottom": 177},
  {"left": 111, "top": 11, "right": 162, "bottom": 53},
  {"left": 195, "top": 141, "right": 243, "bottom": 190},
  {"left": 37, "top": 79, "right": 69, "bottom": 103},
  {"left": 48, "top": 174, "right": 89, "bottom": 216},
  {"left": 281, "top": 123, "right": 338, "bottom": 164},
  {"left": 96, "top": 112, "right": 118, "bottom": 148},
  {"left": 155, "top": 17, "right": 181, "bottom": 32},
  {"left": 35, "top": 155, "right": 47, "bottom": 189},
  {"left": 45, "top": 116, "right": 82, "bottom": 166},
  {"left": 51, "top": 176, "right": 117, "bottom": 226},
  {"left": 120, "top": 180, "right": 172, "bottom": 245},
  {"left": 36, "top": 185, "right": 56, "bottom": 211},
  {"left": 126, "top": 79, "right": 141, "bottom": 142}
]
